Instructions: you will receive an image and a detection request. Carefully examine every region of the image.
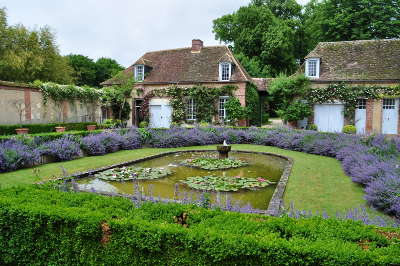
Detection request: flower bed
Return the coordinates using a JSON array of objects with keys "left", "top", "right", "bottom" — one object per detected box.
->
[
  {"left": 181, "top": 158, "right": 248, "bottom": 170},
  {"left": 182, "top": 175, "right": 274, "bottom": 191},
  {"left": 94, "top": 166, "right": 172, "bottom": 181}
]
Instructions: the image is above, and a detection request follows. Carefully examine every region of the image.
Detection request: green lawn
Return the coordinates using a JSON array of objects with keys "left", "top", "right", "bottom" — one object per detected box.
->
[{"left": 0, "top": 144, "right": 378, "bottom": 216}]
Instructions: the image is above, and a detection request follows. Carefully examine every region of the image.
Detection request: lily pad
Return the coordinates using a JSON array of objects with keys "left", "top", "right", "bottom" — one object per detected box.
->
[
  {"left": 181, "top": 175, "right": 274, "bottom": 192},
  {"left": 181, "top": 158, "right": 248, "bottom": 170},
  {"left": 94, "top": 166, "right": 172, "bottom": 181}
]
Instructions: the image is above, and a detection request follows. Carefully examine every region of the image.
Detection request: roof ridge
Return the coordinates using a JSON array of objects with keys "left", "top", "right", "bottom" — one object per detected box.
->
[
  {"left": 317, "top": 39, "right": 400, "bottom": 45},
  {"left": 144, "top": 45, "right": 227, "bottom": 55}
]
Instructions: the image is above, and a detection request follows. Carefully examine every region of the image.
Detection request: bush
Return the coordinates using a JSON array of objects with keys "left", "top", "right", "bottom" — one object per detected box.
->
[
  {"left": 343, "top": 125, "right": 356, "bottom": 134},
  {"left": 40, "top": 136, "right": 82, "bottom": 161},
  {"left": 307, "top": 124, "right": 318, "bottom": 131},
  {"left": 0, "top": 130, "right": 104, "bottom": 144},
  {"left": 0, "top": 140, "right": 40, "bottom": 172},
  {"left": 0, "top": 186, "right": 399, "bottom": 265},
  {"left": 81, "top": 132, "right": 123, "bottom": 155},
  {"left": 0, "top": 122, "right": 99, "bottom": 135},
  {"left": 138, "top": 121, "right": 149, "bottom": 128}
]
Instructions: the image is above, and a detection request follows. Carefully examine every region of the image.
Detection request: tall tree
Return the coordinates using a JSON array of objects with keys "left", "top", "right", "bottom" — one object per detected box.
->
[
  {"left": 66, "top": 54, "right": 97, "bottom": 87},
  {"left": 0, "top": 7, "right": 73, "bottom": 83},
  {"left": 213, "top": 2, "right": 300, "bottom": 77},
  {"left": 303, "top": 0, "right": 400, "bottom": 49},
  {"left": 94, "top": 57, "right": 124, "bottom": 86}
]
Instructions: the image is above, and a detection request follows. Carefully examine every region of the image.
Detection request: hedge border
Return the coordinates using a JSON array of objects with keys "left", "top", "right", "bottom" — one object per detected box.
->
[{"left": 51, "top": 150, "right": 293, "bottom": 216}]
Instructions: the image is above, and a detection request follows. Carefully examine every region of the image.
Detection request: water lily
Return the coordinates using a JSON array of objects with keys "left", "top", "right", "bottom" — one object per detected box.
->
[{"left": 257, "top": 178, "right": 266, "bottom": 182}]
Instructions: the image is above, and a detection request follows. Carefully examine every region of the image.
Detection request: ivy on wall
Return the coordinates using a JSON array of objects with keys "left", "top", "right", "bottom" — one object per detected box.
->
[
  {"left": 245, "top": 83, "right": 261, "bottom": 126},
  {"left": 32, "top": 81, "right": 103, "bottom": 104},
  {"left": 141, "top": 85, "right": 236, "bottom": 123}
]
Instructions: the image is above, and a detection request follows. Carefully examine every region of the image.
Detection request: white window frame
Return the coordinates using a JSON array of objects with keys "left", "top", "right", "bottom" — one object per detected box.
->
[
  {"left": 305, "top": 58, "right": 320, "bottom": 78},
  {"left": 134, "top": 65, "right": 144, "bottom": 81},
  {"left": 219, "top": 62, "right": 232, "bottom": 81},
  {"left": 218, "top": 96, "right": 229, "bottom": 121},
  {"left": 185, "top": 98, "right": 197, "bottom": 121}
]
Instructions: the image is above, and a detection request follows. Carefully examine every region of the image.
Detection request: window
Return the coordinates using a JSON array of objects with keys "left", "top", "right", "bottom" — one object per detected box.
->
[
  {"left": 219, "top": 62, "right": 231, "bottom": 81},
  {"left": 134, "top": 65, "right": 144, "bottom": 81},
  {"left": 305, "top": 58, "right": 320, "bottom": 78},
  {"left": 186, "top": 98, "right": 197, "bottom": 121},
  {"left": 219, "top": 96, "right": 229, "bottom": 120},
  {"left": 356, "top": 99, "right": 366, "bottom": 109},
  {"left": 383, "top": 99, "right": 395, "bottom": 109}
]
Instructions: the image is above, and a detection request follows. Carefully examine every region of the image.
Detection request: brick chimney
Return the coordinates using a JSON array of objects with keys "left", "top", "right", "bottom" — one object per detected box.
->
[{"left": 191, "top": 39, "right": 203, "bottom": 53}]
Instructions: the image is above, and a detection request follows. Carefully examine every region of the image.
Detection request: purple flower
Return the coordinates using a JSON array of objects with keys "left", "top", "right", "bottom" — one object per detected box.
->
[
  {"left": 0, "top": 140, "right": 40, "bottom": 172},
  {"left": 41, "top": 136, "right": 81, "bottom": 161}
]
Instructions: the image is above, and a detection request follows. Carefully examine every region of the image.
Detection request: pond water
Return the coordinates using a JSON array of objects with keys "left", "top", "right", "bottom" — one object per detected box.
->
[{"left": 77, "top": 151, "right": 286, "bottom": 210}]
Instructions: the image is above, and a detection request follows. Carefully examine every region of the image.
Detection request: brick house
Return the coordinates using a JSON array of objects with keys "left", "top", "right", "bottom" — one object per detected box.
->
[
  {"left": 102, "top": 39, "right": 266, "bottom": 127},
  {"left": 300, "top": 39, "right": 400, "bottom": 134}
]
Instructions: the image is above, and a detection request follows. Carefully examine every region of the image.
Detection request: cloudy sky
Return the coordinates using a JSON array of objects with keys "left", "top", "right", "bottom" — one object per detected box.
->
[{"left": 2, "top": 0, "right": 309, "bottom": 67}]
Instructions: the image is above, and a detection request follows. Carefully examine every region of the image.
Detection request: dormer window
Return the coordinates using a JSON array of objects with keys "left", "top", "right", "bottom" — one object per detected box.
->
[
  {"left": 219, "top": 62, "right": 232, "bottom": 81},
  {"left": 134, "top": 65, "right": 144, "bottom": 81},
  {"left": 305, "top": 58, "right": 320, "bottom": 78}
]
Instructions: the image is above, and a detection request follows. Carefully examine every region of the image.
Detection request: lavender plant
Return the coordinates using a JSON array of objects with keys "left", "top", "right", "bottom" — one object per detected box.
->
[
  {"left": 41, "top": 136, "right": 81, "bottom": 161},
  {"left": 0, "top": 140, "right": 40, "bottom": 172}
]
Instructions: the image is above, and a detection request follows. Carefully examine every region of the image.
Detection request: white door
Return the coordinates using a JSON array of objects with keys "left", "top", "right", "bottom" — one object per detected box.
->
[
  {"left": 149, "top": 99, "right": 172, "bottom": 128},
  {"left": 150, "top": 105, "right": 163, "bottom": 128},
  {"left": 314, "top": 103, "right": 344, "bottom": 132},
  {"left": 355, "top": 99, "right": 366, "bottom": 134},
  {"left": 382, "top": 99, "right": 398, "bottom": 134}
]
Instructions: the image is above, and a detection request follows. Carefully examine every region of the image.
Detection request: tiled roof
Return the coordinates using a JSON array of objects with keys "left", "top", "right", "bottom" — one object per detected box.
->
[
  {"left": 303, "top": 39, "right": 400, "bottom": 81},
  {"left": 102, "top": 45, "right": 251, "bottom": 85},
  {"left": 251, "top": 78, "right": 273, "bottom": 91}
]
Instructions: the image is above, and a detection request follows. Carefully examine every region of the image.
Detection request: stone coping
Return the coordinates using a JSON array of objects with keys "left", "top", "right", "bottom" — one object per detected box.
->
[{"left": 59, "top": 150, "right": 293, "bottom": 216}]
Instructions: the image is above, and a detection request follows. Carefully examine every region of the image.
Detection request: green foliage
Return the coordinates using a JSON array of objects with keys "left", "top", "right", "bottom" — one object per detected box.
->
[
  {"left": 225, "top": 97, "right": 248, "bottom": 125},
  {"left": 307, "top": 124, "right": 318, "bottom": 131},
  {"left": 66, "top": 54, "right": 124, "bottom": 87},
  {"left": 181, "top": 158, "right": 248, "bottom": 170},
  {"left": 138, "top": 121, "right": 149, "bottom": 128},
  {"left": 0, "top": 122, "right": 99, "bottom": 135},
  {"left": 94, "top": 166, "right": 172, "bottom": 181},
  {"left": 245, "top": 83, "right": 262, "bottom": 126},
  {"left": 182, "top": 175, "right": 273, "bottom": 191},
  {"left": 33, "top": 80, "right": 103, "bottom": 104},
  {"left": 343, "top": 125, "right": 357, "bottom": 134},
  {"left": 213, "top": 3, "right": 299, "bottom": 77},
  {"left": 102, "top": 72, "right": 134, "bottom": 121},
  {"left": 0, "top": 130, "right": 103, "bottom": 143},
  {"left": 0, "top": 8, "right": 73, "bottom": 84},
  {"left": 142, "top": 85, "right": 236, "bottom": 123},
  {"left": 303, "top": 0, "right": 400, "bottom": 50},
  {"left": 277, "top": 100, "right": 312, "bottom": 122},
  {"left": 0, "top": 185, "right": 399, "bottom": 265}
]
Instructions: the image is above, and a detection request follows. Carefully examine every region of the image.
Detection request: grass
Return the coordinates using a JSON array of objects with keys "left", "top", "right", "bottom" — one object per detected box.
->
[{"left": 0, "top": 144, "right": 381, "bottom": 217}]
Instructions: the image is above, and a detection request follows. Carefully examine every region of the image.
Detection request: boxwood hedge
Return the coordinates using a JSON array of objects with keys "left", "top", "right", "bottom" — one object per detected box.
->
[
  {"left": 0, "top": 122, "right": 98, "bottom": 135},
  {"left": 0, "top": 185, "right": 399, "bottom": 265}
]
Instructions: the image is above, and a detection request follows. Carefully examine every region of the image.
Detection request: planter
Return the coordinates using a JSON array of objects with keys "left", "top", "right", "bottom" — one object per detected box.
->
[
  {"left": 55, "top": 126, "right": 66, "bottom": 132},
  {"left": 15, "top": 128, "right": 29, "bottom": 135},
  {"left": 217, "top": 145, "right": 231, "bottom": 159},
  {"left": 87, "top": 124, "right": 97, "bottom": 131},
  {"left": 40, "top": 154, "right": 57, "bottom": 164}
]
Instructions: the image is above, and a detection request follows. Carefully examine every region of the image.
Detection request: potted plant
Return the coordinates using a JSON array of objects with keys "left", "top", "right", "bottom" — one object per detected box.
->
[
  {"left": 15, "top": 127, "right": 29, "bottom": 135},
  {"left": 55, "top": 126, "right": 66, "bottom": 132},
  {"left": 87, "top": 124, "right": 97, "bottom": 131}
]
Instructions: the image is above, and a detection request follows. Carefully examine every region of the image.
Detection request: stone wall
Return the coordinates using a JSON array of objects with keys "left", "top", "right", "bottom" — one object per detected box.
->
[{"left": 0, "top": 84, "right": 101, "bottom": 125}]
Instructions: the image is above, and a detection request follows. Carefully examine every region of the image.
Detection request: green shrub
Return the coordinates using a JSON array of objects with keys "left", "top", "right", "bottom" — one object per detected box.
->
[
  {"left": 343, "top": 125, "right": 357, "bottom": 134},
  {"left": 0, "top": 185, "right": 399, "bottom": 265},
  {"left": 307, "top": 124, "right": 318, "bottom": 131},
  {"left": 0, "top": 122, "right": 99, "bottom": 135},
  {"left": 0, "top": 130, "right": 103, "bottom": 142}
]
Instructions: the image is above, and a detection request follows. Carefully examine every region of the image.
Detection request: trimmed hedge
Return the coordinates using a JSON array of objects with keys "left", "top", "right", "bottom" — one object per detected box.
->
[
  {"left": 0, "top": 185, "right": 399, "bottom": 265},
  {"left": 0, "top": 122, "right": 98, "bottom": 135},
  {"left": 0, "top": 129, "right": 103, "bottom": 142}
]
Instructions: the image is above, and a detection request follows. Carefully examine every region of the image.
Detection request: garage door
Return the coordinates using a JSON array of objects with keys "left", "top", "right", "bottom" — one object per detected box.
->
[
  {"left": 149, "top": 99, "right": 172, "bottom": 128},
  {"left": 382, "top": 98, "right": 399, "bottom": 134},
  {"left": 314, "top": 104, "right": 344, "bottom": 133}
]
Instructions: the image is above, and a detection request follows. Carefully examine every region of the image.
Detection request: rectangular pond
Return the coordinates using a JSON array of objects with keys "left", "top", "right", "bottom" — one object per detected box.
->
[{"left": 76, "top": 151, "right": 287, "bottom": 211}]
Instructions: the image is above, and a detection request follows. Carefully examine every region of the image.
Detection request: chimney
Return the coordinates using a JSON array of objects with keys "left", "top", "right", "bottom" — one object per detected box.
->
[{"left": 191, "top": 39, "right": 203, "bottom": 53}]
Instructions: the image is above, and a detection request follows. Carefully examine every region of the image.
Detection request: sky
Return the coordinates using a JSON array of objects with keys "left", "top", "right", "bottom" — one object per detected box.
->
[{"left": 1, "top": 0, "right": 310, "bottom": 67}]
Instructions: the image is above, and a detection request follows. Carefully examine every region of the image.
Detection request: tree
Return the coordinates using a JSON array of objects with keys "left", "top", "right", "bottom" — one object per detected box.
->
[
  {"left": 225, "top": 97, "right": 248, "bottom": 125},
  {"left": 94, "top": 57, "right": 124, "bottom": 86},
  {"left": 0, "top": 8, "right": 73, "bottom": 84},
  {"left": 213, "top": 3, "right": 299, "bottom": 77},
  {"left": 102, "top": 72, "right": 134, "bottom": 121},
  {"left": 303, "top": 0, "right": 400, "bottom": 50},
  {"left": 66, "top": 54, "right": 97, "bottom": 87}
]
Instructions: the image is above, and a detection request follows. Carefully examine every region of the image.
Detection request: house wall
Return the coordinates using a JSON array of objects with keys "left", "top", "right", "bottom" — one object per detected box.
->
[
  {"left": 0, "top": 84, "right": 101, "bottom": 125},
  {"left": 131, "top": 82, "right": 247, "bottom": 126},
  {"left": 310, "top": 81, "right": 400, "bottom": 134}
]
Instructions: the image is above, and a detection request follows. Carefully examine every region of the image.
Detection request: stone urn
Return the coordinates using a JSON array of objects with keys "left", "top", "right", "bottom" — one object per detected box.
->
[
  {"left": 87, "top": 124, "right": 97, "bottom": 131},
  {"left": 217, "top": 145, "right": 231, "bottom": 159},
  {"left": 15, "top": 128, "right": 29, "bottom": 135},
  {"left": 55, "top": 126, "right": 66, "bottom": 132}
]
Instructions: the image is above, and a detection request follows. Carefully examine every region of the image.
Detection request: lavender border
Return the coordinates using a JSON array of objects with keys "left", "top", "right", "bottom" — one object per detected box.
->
[{"left": 59, "top": 150, "right": 293, "bottom": 216}]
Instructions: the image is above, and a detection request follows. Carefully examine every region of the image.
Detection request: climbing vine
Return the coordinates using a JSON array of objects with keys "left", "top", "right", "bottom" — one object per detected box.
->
[
  {"left": 33, "top": 80, "right": 103, "bottom": 104},
  {"left": 141, "top": 85, "right": 236, "bottom": 123}
]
